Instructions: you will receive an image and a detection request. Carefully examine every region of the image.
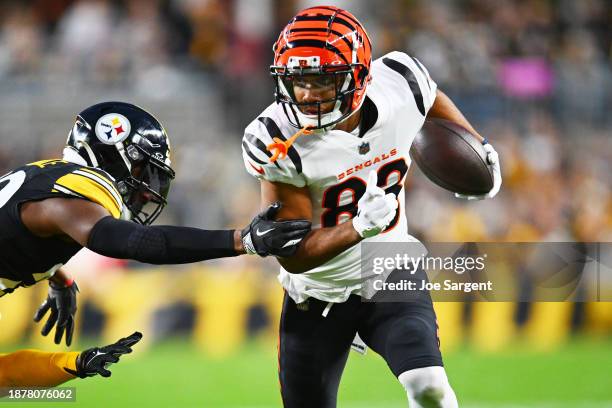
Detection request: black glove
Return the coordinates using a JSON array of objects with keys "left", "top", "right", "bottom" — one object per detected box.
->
[
  {"left": 66, "top": 331, "right": 143, "bottom": 378},
  {"left": 33, "top": 280, "right": 79, "bottom": 346},
  {"left": 241, "top": 202, "right": 311, "bottom": 257}
]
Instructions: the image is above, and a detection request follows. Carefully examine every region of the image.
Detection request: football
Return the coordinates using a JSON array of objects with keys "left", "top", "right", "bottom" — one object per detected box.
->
[{"left": 410, "top": 118, "right": 494, "bottom": 195}]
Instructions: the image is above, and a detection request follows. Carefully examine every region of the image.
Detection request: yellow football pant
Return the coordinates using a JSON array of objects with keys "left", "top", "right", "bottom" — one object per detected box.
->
[{"left": 0, "top": 350, "right": 79, "bottom": 389}]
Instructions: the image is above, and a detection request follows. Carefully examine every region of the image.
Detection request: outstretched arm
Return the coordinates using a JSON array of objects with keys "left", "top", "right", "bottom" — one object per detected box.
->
[
  {"left": 20, "top": 198, "right": 310, "bottom": 263},
  {"left": 0, "top": 332, "right": 142, "bottom": 391}
]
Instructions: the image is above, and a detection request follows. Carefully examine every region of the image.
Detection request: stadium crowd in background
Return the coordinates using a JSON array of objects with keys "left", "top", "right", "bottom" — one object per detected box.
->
[{"left": 0, "top": 0, "right": 609, "bottom": 248}]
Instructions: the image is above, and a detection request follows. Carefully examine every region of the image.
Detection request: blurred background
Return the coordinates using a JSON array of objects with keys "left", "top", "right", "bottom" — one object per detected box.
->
[{"left": 0, "top": 0, "right": 611, "bottom": 407}]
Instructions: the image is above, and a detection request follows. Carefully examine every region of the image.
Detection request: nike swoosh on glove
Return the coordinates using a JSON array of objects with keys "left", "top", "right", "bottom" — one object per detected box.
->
[{"left": 241, "top": 202, "right": 312, "bottom": 257}]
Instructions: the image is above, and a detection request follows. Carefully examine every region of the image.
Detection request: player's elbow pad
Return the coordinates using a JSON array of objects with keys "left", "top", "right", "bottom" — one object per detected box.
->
[{"left": 87, "top": 216, "right": 237, "bottom": 264}]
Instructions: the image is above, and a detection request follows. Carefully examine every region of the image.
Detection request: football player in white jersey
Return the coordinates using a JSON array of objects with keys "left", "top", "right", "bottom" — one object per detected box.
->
[{"left": 241, "top": 6, "right": 501, "bottom": 408}]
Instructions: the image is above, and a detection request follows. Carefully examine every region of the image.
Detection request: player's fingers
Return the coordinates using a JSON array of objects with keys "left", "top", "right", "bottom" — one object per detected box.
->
[
  {"left": 487, "top": 152, "right": 498, "bottom": 165},
  {"left": 366, "top": 170, "right": 377, "bottom": 188},
  {"left": 383, "top": 204, "right": 398, "bottom": 222},
  {"left": 54, "top": 322, "right": 66, "bottom": 345},
  {"left": 364, "top": 196, "right": 389, "bottom": 218},
  {"left": 369, "top": 200, "right": 396, "bottom": 223},
  {"left": 41, "top": 309, "right": 58, "bottom": 336},
  {"left": 116, "top": 331, "right": 143, "bottom": 348},
  {"left": 279, "top": 220, "right": 311, "bottom": 232},
  {"left": 65, "top": 317, "right": 74, "bottom": 347},
  {"left": 362, "top": 174, "right": 380, "bottom": 200},
  {"left": 374, "top": 207, "right": 396, "bottom": 226},
  {"left": 365, "top": 189, "right": 386, "bottom": 203},
  {"left": 33, "top": 300, "right": 50, "bottom": 322},
  {"left": 105, "top": 355, "right": 120, "bottom": 364},
  {"left": 483, "top": 144, "right": 498, "bottom": 165},
  {"left": 98, "top": 368, "right": 112, "bottom": 378},
  {"left": 263, "top": 202, "right": 282, "bottom": 220},
  {"left": 108, "top": 345, "right": 132, "bottom": 355},
  {"left": 57, "top": 307, "right": 69, "bottom": 328},
  {"left": 368, "top": 208, "right": 391, "bottom": 225},
  {"left": 384, "top": 193, "right": 398, "bottom": 210}
]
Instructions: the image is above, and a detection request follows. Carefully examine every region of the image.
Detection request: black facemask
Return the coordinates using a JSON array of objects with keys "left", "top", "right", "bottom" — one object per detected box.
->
[{"left": 118, "top": 145, "right": 174, "bottom": 225}]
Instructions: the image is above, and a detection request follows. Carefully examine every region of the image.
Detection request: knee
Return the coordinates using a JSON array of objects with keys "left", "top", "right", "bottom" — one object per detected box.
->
[
  {"left": 388, "top": 318, "right": 435, "bottom": 351},
  {"left": 398, "top": 366, "right": 452, "bottom": 408},
  {"left": 413, "top": 386, "right": 445, "bottom": 407}
]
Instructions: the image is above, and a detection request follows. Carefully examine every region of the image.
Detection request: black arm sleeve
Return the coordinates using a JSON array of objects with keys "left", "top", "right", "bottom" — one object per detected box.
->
[{"left": 87, "top": 216, "right": 238, "bottom": 264}]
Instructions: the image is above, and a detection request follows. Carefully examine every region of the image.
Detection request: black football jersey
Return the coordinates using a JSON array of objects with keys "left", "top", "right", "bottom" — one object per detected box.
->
[{"left": 0, "top": 159, "right": 123, "bottom": 296}]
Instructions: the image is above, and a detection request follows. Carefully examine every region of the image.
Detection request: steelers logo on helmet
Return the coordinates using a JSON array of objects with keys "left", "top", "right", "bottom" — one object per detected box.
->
[{"left": 95, "top": 113, "right": 131, "bottom": 145}]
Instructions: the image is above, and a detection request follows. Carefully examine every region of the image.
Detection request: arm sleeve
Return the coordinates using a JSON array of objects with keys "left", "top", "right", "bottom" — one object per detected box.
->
[{"left": 87, "top": 217, "right": 237, "bottom": 264}]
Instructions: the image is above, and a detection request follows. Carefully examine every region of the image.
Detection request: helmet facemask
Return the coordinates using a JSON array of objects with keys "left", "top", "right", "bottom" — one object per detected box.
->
[
  {"left": 271, "top": 56, "right": 365, "bottom": 130},
  {"left": 118, "top": 143, "right": 175, "bottom": 226}
]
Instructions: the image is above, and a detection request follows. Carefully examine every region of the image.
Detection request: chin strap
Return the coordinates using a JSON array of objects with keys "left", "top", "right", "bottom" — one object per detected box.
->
[{"left": 266, "top": 126, "right": 312, "bottom": 163}]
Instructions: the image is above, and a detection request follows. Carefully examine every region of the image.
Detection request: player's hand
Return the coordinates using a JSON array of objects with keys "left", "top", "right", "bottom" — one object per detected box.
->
[
  {"left": 352, "top": 171, "right": 398, "bottom": 238},
  {"left": 33, "top": 280, "right": 79, "bottom": 346},
  {"left": 241, "top": 202, "right": 311, "bottom": 257},
  {"left": 66, "top": 331, "right": 143, "bottom": 378},
  {"left": 455, "top": 141, "right": 502, "bottom": 200}
]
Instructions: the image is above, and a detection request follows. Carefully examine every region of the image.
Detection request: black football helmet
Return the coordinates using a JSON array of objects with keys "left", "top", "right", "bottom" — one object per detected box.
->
[{"left": 64, "top": 101, "right": 175, "bottom": 225}]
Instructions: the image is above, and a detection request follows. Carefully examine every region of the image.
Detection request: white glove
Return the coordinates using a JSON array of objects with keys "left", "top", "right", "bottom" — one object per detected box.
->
[
  {"left": 455, "top": 141, "right": 502, "bottom": 200},
  {"left": 352, "top": 171, "right": 398, "bottom": 238}
]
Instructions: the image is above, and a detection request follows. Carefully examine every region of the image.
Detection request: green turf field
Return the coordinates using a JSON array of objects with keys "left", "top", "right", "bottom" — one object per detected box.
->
[{"left": 5, "top": 338, "right": 612, "bottom": 407}]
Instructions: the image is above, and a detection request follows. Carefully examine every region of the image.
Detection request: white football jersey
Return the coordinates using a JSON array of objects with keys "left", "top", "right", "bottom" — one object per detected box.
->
[{"left": 242, "top": 51, "right": 437, "bottom": 303}]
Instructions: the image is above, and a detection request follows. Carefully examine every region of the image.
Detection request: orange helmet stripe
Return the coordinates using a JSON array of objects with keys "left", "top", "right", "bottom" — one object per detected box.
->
[{"left": 277, "top": 39, "right": 351, "bottom": 65}]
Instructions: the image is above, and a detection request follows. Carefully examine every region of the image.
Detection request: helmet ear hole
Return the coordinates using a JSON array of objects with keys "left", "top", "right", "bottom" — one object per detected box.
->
[
  {"left": 126, "top": 144, "right": 143, "bottom": 161},
  {"left": 117, "top": 181, "right": 129, "bottom": 195}
]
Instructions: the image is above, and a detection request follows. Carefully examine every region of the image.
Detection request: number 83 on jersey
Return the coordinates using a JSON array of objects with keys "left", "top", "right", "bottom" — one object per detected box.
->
[{"left": 321, "top": 157, "right": 409, "bottom": 230}]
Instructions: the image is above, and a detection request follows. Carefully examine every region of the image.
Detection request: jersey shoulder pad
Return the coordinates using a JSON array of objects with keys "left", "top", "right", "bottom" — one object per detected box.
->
[
  {"left": 53, "top": 166, "right": 123, "bottom": 218},
  {"left": 373, "top": 51, "right": 437, "bottom": 116},
  {"left": 241, "top": 111, "right": 306, "bottom": 188}
]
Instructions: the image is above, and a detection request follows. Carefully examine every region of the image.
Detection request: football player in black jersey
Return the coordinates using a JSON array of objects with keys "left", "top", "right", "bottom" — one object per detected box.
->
[{"left": 0, "top": 101, "right": 311, "bottom": 389}]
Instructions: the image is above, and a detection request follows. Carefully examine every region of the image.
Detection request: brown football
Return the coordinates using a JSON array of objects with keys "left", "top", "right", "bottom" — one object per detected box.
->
[{"left": 409, "top": 119, "right": 493, "bottom": 195}]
